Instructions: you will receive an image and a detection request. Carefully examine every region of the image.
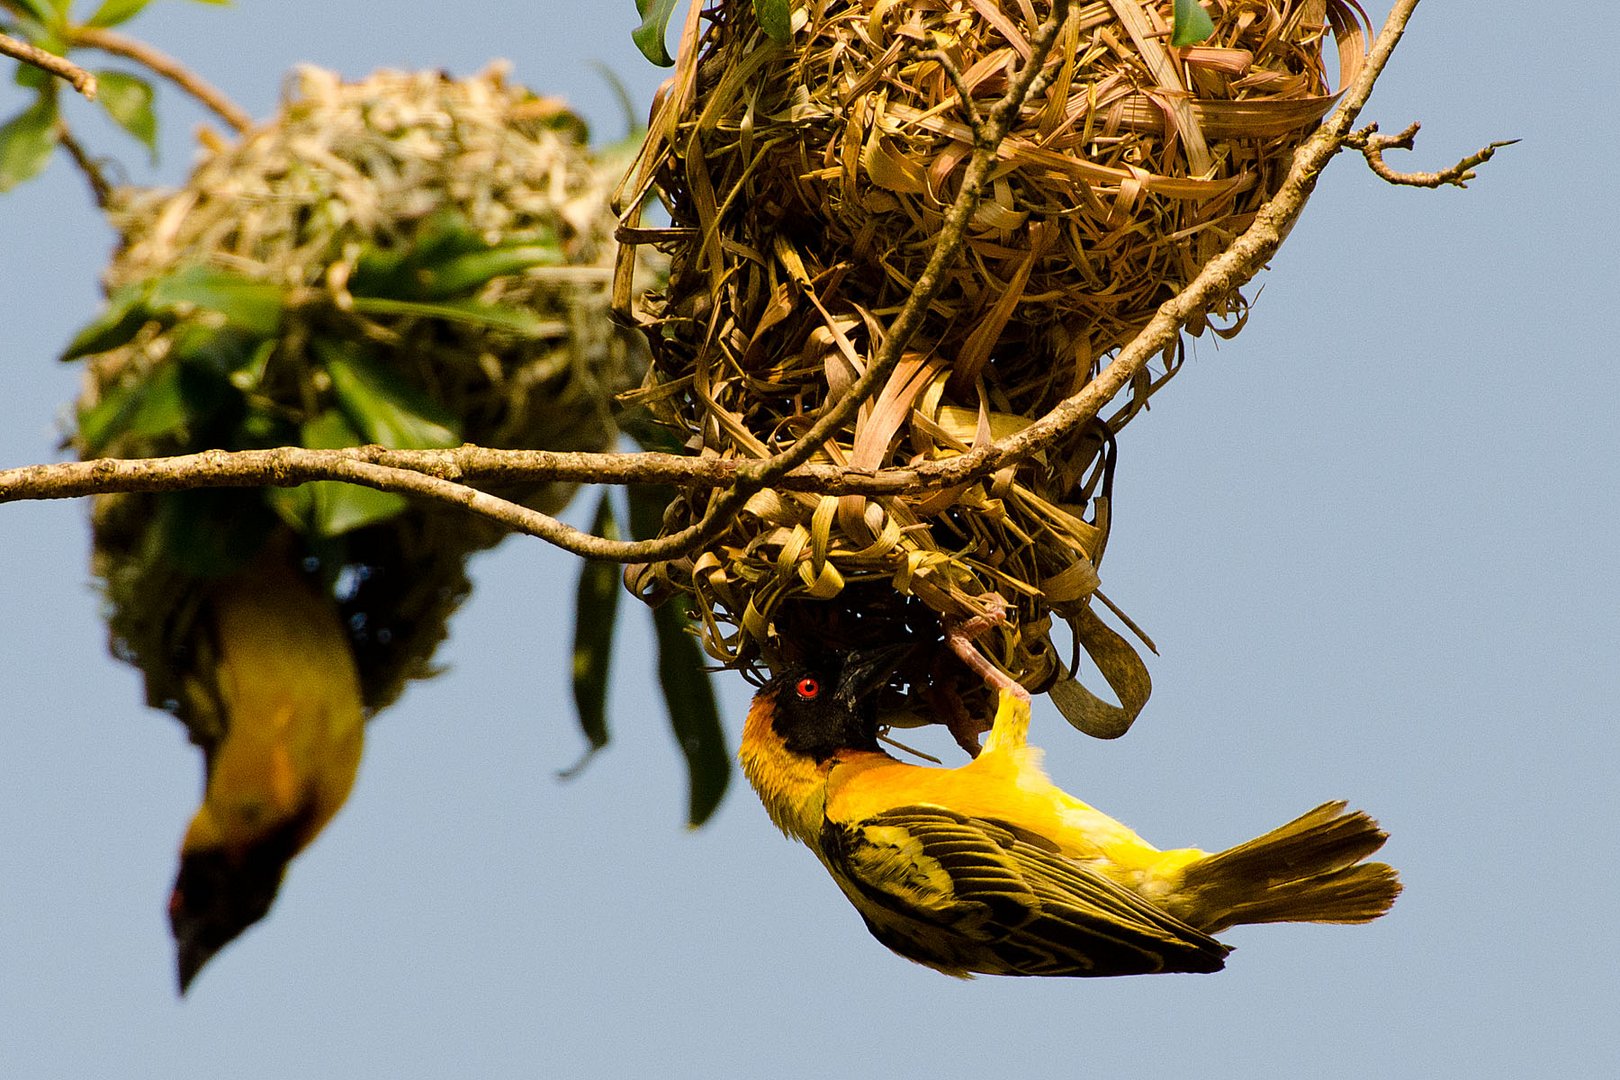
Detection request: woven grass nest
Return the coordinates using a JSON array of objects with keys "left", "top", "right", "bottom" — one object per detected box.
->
[
  {"left": 72, "top": 63, "right": 645, "bottom": 732},
  {"left": 616, "top": 0, "right": 1367, "bottom": 733}
]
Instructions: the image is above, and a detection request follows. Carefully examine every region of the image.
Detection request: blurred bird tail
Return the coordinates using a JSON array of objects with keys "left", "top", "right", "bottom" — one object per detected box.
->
[{"left": 1177, "top": 801, "right": 1401, "bottom": 934}]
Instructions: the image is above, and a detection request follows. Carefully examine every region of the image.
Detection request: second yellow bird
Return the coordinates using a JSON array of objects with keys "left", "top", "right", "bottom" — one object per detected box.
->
[{"left": 740, "top": 651, "right": 1401, "bottom": 977}]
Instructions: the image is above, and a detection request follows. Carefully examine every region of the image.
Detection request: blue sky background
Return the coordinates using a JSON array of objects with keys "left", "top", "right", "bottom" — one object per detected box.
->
[{"left": 2, "top": 2, "right": 1615, "bottom": 1077}]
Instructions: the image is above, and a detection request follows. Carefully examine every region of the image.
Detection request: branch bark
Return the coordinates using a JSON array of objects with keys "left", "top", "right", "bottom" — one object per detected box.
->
[
  {"left": 1345, "top": 121, "right": 1517, "bottom": 189},
  {"left": 69, "top": 25, "right": 251, "bottom": 133},
  {"left": 0, "top": 30, "right": 97, "bottom": 98}
]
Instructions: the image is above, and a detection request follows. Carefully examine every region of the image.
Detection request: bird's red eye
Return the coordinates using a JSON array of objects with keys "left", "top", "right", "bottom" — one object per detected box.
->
[{"left": 795, "top": 677, "right": 821, "bottom": 700}]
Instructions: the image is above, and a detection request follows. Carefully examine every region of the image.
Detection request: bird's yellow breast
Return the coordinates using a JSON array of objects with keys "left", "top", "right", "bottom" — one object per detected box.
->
[{"left": 181, "top": 557, "right": 364, "bottom": 854}]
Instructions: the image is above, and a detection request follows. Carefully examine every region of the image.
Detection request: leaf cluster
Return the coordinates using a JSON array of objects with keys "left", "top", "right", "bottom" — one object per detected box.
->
[
  {"left": 69, "top": 211, "right": 562, "bottom": 549},
  {"left": 0, "top": 0, "right": 224, "bottom": 189}
]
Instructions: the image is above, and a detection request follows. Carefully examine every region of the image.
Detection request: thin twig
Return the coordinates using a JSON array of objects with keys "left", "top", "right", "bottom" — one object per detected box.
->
[
  {"left": 69, "top": 25, "right": 250, "bottom": 133},
  {"left": 1344, "top": 120, "right": 1516, "bottom": 189},
  {"left": 923, "top": 48, "right": 984, "bottom": 132},
  {"left": 0, "top": 30, "right": 97, "bottom": 99},
  {"left": 55, "top": 121, "right": 112, "bottom": 208},
  {"left": 0, "top": 449, "right": 757, "bottom": 563}
]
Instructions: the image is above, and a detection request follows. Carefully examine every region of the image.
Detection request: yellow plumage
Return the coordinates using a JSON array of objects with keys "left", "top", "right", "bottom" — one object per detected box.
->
[
  {"left": 741, "top": 660, "right": 1400, "bottom": 977},
  {"left": 168, "top": 551, "right": 364, "bottom": 992}
]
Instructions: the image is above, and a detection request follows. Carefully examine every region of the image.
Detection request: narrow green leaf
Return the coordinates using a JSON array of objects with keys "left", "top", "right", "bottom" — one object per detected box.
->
[
  {"left": 315, "top": 339, "right": 462, "bottom": 449},
  {"left": 85, "top": 0, "right": 154, "bottom": 28},
  {"left": 93, "top": 70, "right": 157, "bottom": 158},
  {"left": 754, "top": 0, "right": 793, "bottom": 43},
  {"left": 349, "top": 295, "right": 546, "bottom": 337},
  {"left": 59, "top": 283, "right": 152, "bottom": 360},
  {"left": 418, "top": 244, "right": 564, "bottom": 298},
  {"left": 562, "top": 491, "right": 623, "bottom": 777},
  {"left": 148, "top": 266, "right": 284, "bottom": 336},
  {"left": 1171, "top": 0, "right": 1216, "bottom": 46},
  {"left": 0, "top": 95, "right": 59, "bottom": 192},
  {"left": 653, "top": 592, "right": 729, "bottom": 827},
  {"left": 627, "top": 483, "right": 727, "bottom": 825},
  {"left": 632, "top": 0, "right": 679, "bottom": 67}
]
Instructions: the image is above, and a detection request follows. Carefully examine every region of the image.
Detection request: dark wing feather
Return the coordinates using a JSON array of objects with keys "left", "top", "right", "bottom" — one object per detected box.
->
[{"left": 821, "top": 806, "right": 1230, "bottom": 977}]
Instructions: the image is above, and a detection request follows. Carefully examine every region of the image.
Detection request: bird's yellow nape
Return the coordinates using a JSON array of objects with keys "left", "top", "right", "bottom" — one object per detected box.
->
[{"left": 979, "top": 690, "right": 1031, "bottom": 755}]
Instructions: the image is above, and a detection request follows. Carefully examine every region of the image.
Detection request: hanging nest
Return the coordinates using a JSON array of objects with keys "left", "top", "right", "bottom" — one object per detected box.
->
[
  {"left": 616, "top": 0, "right": 1366, "bottom": 733},
  {"left": 70, "top": 63, "right": 647, "bottom": 732}
]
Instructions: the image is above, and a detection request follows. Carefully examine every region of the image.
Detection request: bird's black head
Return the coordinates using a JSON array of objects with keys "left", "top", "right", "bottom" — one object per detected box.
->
[
  {"left": 168, "top": 815, "right": 304, "bottom": 994},
  {"left": 761, "top": 648, "right": 907, "bottom": 763}
]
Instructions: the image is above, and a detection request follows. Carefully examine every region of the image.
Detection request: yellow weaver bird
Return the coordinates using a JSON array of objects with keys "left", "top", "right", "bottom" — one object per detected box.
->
[
  {"left": 168, "top": 549, "right": 365, "bottom": 993},
  {"left": 740, "top": 652, "right": 1401, "bottom": 977}
]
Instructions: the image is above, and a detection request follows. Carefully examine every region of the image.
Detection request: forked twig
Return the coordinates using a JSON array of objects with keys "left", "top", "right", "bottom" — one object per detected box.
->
[{"left": 1345, "top": 121, "right": 1516, "bottom": 189}]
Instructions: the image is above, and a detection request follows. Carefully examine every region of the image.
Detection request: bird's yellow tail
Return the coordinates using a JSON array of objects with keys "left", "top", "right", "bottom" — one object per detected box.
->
[{"left": 1174, "top": 801, "right": 1401, "bottom": 934}]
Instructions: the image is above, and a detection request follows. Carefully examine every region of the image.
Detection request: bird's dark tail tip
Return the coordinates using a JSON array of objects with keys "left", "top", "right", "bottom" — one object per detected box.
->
[{"left": 1182, "top": 801, "right": 1402, "bottom": 933}]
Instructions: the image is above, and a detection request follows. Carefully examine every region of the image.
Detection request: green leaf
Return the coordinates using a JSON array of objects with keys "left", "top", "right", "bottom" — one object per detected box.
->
[
  {"left": 148, "top": 266, "right": 285, "bottom": 336},
  {"left": 632, "top": 0, "right": 679, "bottom": 67},
  {"left": 653, "top": 592, "right": 728, "bottom": 827},
  {"left": 85, "top": 0, "right": 154, "bottom": 28},
  {"left": 1171, "top": 0, "right": 1216, "bottom": 47},
  {"left": 348, "top": 295, "right": 547, "bottom": 337},
  {"left": 93, "top": 70, "right": 157, "bottom": 158},
  {"left": 60, "top": 283, "right": 153, "bottom": 360},
  {"left": 269, "top": 475, "right": 408, "bottom": 540},
  {"left": 419, "top": 244, "right": 564, "bottom": 298},
  {"left": 168, "top": 322, "right": 268, "bottom": 378},
  {"left": 562, "top": 491, "right": 623, "bottom": 778},
  {"left": 266, "top": 411, "right": 410, "bottom": 537},
  {"left": 754, "top": 0, "right": 793, "bottom": 44},
  {"left": 15, "top": 65, "right": 52, "bottom": 91},
  {"left": 75, "top": 354, "right": 208, "bottom": 454},
  {"left": 0, "top": 95, "right": 59, "bottom": 192},
  {"left": 628, "top": 483, "right": 727, "bottom": 825},
  {"left": 75, "top": 381, "right": 143, "bottom": 456},
  {"left": 123, "top": 359, "right": 191, "bottom": 441},
  {"left": 314, "top": 339, "right": 462, "bottom": 449},
  {"left": 8, "top": 0, "right": 56, "bottom": 24},
  {"left": 149, "top": 488, "right": 278, "bottom": 579},
  {"left": 350, "top": 214, "right": 562, "bottom": 301}
]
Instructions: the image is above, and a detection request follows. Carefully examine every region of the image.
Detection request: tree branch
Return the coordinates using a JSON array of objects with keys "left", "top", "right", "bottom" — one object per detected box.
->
[
  {"left": 68, "top": 25, "right": 250, "bottom": 133},
  {"left": 1344, "top": 121, "right": 1516, "bottom": 189},
  {"left": 55, "top": 119, "right": 113, "bottom": 208},
  {"left": 0, "top": 30, "right": 97, "bottom": 99},
  {"left": 2, "top": 0, "right": 1473, "bottom": 566}
]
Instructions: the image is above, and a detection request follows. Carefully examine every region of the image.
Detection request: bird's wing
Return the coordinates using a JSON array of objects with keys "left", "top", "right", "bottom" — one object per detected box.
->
[{"left": 821, "top": 805, "right": 1230, "bottom": 977}]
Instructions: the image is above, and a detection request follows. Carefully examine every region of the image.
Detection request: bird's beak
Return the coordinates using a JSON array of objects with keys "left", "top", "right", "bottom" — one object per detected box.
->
[{"left": 835, "top": 644, "right": 913, "bottom": 706}]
